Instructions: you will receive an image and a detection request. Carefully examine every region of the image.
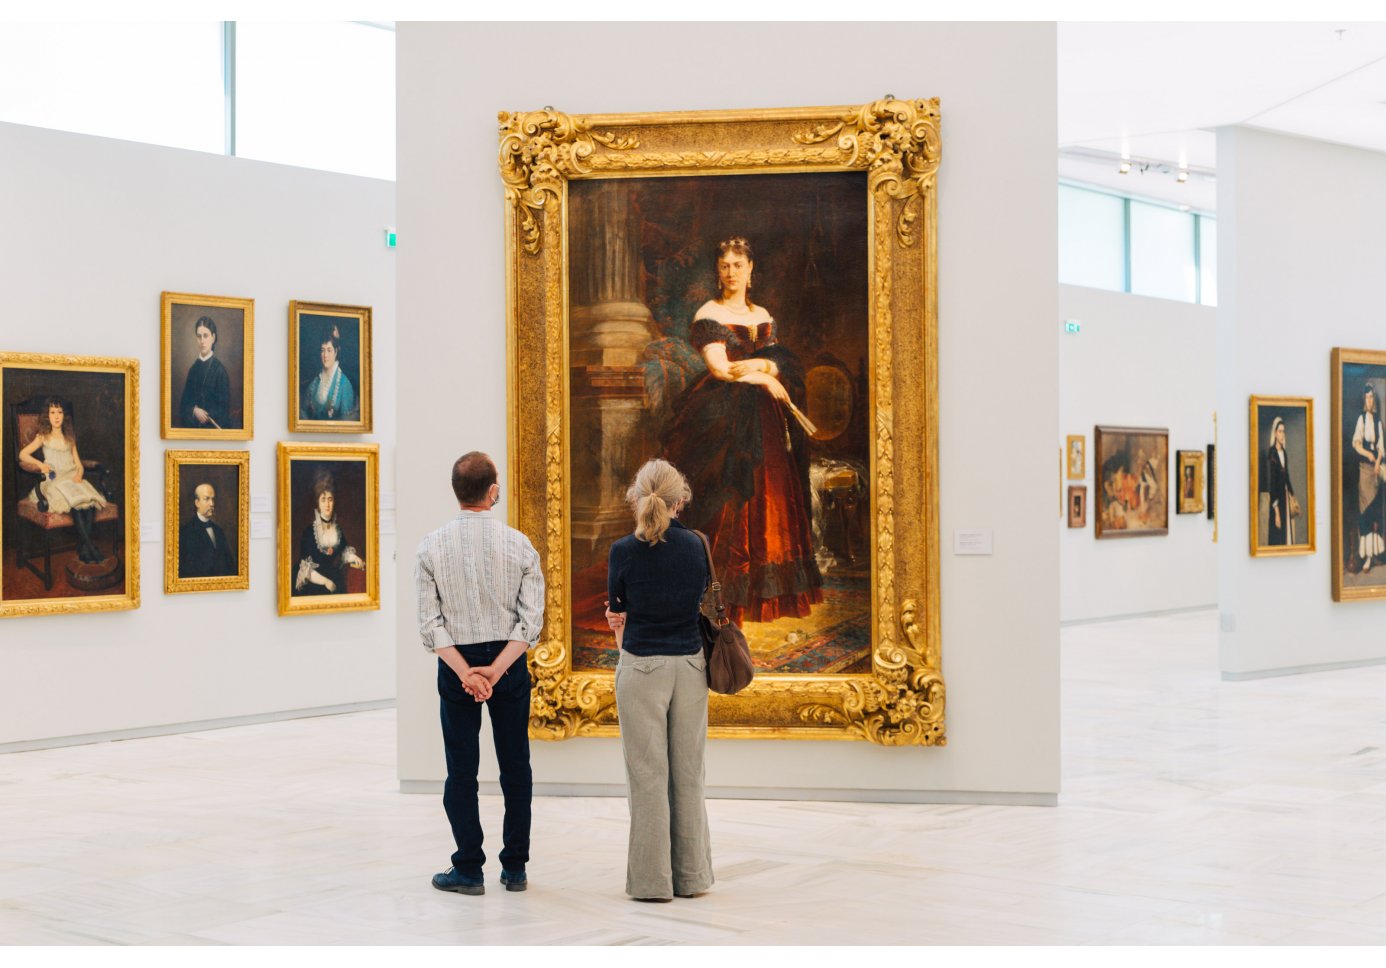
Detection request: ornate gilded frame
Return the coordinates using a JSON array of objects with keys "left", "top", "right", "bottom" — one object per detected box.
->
[
  {"left": 500, "top": 99, "right": 943, "bottom": 745},
  {"left": 1248, "top": 395, "right": 1314, "bottom": 558},
  {"left": 1176, "top": 449, "right": 1206, "bottom": 515},
  {"left": 164, "top": 449, "right": 250, "bottom": 594},
  {"left": 160, "top": 291, "right": 254, "bottom": 440},
  {"left": 0, "top": 352, "right": 140, "bottom": 618},
  {"left": 1330, "top": 348, "right": 1386, "bottom": 600},
  {"left": 276, "top": 442, "right": 379, "bottom": 616},
  {"left": 288, "top": 301, "right": 373, "bottom": 434}
]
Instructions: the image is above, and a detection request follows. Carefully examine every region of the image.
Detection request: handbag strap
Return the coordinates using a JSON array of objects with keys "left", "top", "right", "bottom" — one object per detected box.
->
[{"left": 692, "top": 529, "right": 728, "bottom": 628}]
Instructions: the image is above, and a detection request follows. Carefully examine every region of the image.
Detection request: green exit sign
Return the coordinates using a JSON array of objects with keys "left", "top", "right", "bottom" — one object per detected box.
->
[
  {"left": 1064, "top": 320, "right": 1081, "bottom": 334},
  {"left": 384, "top": 228, "right": 397, "bottom": 248}
]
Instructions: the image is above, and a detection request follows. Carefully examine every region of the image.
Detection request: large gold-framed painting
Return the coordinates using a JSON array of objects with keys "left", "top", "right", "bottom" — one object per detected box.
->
[
  {"left": 501, "top": 99, "right": 943, "bottom": 744},
  {"left": 1, "top": 352, "right": 139, "bottom": 618}
]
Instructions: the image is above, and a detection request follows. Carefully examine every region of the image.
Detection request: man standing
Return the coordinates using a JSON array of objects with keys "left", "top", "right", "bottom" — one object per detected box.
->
[
  {"left": 416, "top": 451, "right": 544, "bottom": 896},
  {"left": 178, "top": 482, "right": 236, "bottom": 578}
]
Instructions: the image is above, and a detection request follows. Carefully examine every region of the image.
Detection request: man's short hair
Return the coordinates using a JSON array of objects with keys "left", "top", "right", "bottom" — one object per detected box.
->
[{"left": 452, "top": 452, "right": 497, "bottom": 505}]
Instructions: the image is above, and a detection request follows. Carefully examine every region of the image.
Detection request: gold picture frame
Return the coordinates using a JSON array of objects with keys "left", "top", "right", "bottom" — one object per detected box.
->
[
  {"left": 1175, "top": 449, "right": 1206, "bottom": 515},
  {"left": 1, "top": 352, "right": 140, "bottom": 618},
  {"left": 1093, "top": 425, "right": 1169, "bottom": 538},
  {"left": 501, "top": 99, "right": 943, "bottom": 745},
  {"left": 277, "top": 442, "right": 379, "bottom": 616},
  {"left": 164, "top": 450, "right": 250, "bottom": 594},
  {"left": 1066, "top": 434, "right": 1085, "bottom": 480},
  {"left": 160, "top": 291, "right": 254, "bottom": 440},
  {"left": 288, "top": 301, "right": 373, "bottom": 434},
  {"left": 1330, "top": 349, "right": 1386, "bottom": 599},
  {"left": 1249, "top": 395, "right": 1314, "bottom": 558}
]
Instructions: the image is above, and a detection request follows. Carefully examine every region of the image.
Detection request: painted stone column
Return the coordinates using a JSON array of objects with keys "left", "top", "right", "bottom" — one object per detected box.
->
[{"left": 570, "top": 182, "right": 655, "bottom": 559}]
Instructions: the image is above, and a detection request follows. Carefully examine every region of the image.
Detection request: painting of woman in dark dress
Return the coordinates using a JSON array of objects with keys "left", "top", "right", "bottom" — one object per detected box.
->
[
  {"left": 662, "top": 238, "right": 822, "bottom": 623},
  {"left": 564, "top": 171, "right": 870, "bottom": 674},
  {"left": 1251, "top": 394, "right": 1314, "bottom": 560}
]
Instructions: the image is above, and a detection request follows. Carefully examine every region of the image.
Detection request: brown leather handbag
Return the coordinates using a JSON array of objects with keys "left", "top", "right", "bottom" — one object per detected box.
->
[{"left": 692, "top": 530, "right": 755, "bottom": 695}]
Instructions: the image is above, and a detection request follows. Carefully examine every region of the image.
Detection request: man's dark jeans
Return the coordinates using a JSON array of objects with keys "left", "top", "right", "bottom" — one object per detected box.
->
[{"left": 438, "top": 642, "right": 532, "bottom": 877}]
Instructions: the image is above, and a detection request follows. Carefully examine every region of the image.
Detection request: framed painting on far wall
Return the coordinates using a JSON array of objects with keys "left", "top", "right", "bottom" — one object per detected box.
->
[
  {"left": 1094, "top": 425, "right": 1168, "bottom": 538},
  {"left": 1, "top": 352, "right": 139, "bottom": 618},
  {"left": 1176, "top": 450, "right": 1206, "bottom": 515},
  {"left": 1067, "top": 485, "right": 1087, "bottom": 528},
  {"left": 1249, "top": 396, "right": 1314, "bottom": 558},
  {"left": 1066, "top": 434, "right": 1085, "bottom": 479},
  {"left": 277, "top": 442, "right": 378, "bottom": 615},
  {"left": 161, "top": 291, "right": 254, "bottom": 440},
  {"left": 289, "top": 301, "right": 372, "bottom": 434},
  {"left": 165, "top": 450, "right": 249, "bottom": 594},
  {"left": 1331, "top": 348, "right": 1386, "bottom": 600}
]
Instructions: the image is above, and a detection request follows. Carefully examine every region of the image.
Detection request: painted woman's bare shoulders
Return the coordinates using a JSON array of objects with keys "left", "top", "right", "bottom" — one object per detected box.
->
[{"left": 694, "top": 300, "right": 773, "bottom": 327}]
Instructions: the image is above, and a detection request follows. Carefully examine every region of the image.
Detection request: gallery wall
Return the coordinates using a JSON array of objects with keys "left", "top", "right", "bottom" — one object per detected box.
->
[
  {"left": 0, "top": 121, "right": 398, "bottom": 747},
  {"left": 396, "top": 22, "right": 1060, "bottom": 802},
  {"left": 1059, "top": 284, "right": 1217, "bottom": 623},
  {"left": 1217, "top": 125, "right": 1386, "bottom": 678}
]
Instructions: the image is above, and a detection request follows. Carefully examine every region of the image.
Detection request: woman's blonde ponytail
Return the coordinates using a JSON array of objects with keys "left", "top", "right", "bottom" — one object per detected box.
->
[{"left": 628, "top": 459, "right": 692, "bottom": 544}]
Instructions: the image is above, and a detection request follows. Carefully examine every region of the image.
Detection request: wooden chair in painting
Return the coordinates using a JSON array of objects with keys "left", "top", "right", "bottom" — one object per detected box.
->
[{"left": 8, "top": 395, "right": 122, "bottom": 591}]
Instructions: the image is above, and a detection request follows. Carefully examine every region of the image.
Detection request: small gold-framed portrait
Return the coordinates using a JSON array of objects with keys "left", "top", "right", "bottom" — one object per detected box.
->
[
  {"left": 1251, "top": 395, "right": 1315, "bottom": 558},
  {"left": 165, "top": 450, "right": 249, "bottom": 594},
  {"left": 288, "top": 301, "right": 372, "bottom": 434},
  {"left": 161, "top": 291, "right": 254, "bottom": 440},
  {"left": 2, "top": 352, "right": 139, "bottom": 618},
  {"left": 1066, "top": 434, "right": 1085, "bottom": 479},
  {"left": 1176, "top": 450, "right": 1206, "bottom": 515},
  {"left": 277, "top": 442, "right": 378, "bottom": 615},
  {"left": 1067, "top": 485, "right": 1087, "bottom": 528}
]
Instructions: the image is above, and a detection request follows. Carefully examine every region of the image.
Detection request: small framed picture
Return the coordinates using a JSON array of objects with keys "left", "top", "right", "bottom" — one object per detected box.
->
[
  {"left": 289, "top": 301, "right": 372, "bottom": 434},
  {"left": 161, "top": 291, "right": 254, "bottom": 440},
  {"left": 165, "top": 450, "right": 249, "bottom": 594},
  {"left": 1065, "top": 434, "right": 1085, "bottom": 479},
  {"left": 1176, "top": 450, "right": 1206, "bottom": 515},
  {"left": 1094, "top": 425, "right": 1169, "bottom": 539},
  {"left": 1250, "top": 395, "right": 1315, "bottom": 559},
  {"left": 277, "top": 442, "right": 378, "bottom": 615},
  {"left": 1067, "top": 485, "right": 1087, "bottom": 528}
]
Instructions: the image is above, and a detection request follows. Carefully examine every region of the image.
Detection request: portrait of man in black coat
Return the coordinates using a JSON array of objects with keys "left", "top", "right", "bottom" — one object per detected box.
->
[{"left": 178, "top": 482, "right": 236, "bottom": 578}]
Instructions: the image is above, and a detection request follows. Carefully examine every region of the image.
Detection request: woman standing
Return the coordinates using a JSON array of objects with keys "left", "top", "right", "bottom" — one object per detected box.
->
[
  {"left": 19, "top": 398, "right": 108, "bottom": 563},
  {"left": 294, "top": 472, "right": 365, "bottom": 595},
  {"left": 605, "top": 459, "right": 713, "bottom": 902},
  {"left": 662, "top": 237, "right": 822, "bottom": 625},
  {"left": 1352, "top": 384, "right": 1386, "bottom": 571},
  {"left": 1265, "top": 416, "right": 1296, "bottom": 546}
]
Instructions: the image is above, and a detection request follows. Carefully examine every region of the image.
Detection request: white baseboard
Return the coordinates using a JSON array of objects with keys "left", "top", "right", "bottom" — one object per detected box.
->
[
  {"left": 400, "top": 779, "right": 1056, "bottom": 806},
  {"left": 1061, "top": 603, "right": 1216, "bottom": 627},
  {"left": 1222, "top": 655, "right": 1386, "bottom": 681},
  {"left": 0, "top": 699, "right": 396, "bottom": 754}
]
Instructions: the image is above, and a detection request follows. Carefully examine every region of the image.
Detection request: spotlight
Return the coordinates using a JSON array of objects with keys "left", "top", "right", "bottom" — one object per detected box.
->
[
  {"left": 1177, "top": 169, "right": 1189, "bottom": 184},
  {"left": 1118, "top": 161, "right": 1131, "bottom": 175}
]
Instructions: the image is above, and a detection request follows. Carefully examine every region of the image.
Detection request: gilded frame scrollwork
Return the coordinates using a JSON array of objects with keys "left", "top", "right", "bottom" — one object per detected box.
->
[{"left": 500, "top": 99, "right": 943, "bottom": 745}]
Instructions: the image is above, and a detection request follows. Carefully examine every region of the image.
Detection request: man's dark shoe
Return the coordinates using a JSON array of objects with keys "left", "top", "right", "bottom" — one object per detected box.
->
[
  {"left": 432, "top": 866, "right": 484, "bottom": 895},
  {"left": 500, "top": 869, "right": 527, "bottom": 892}
]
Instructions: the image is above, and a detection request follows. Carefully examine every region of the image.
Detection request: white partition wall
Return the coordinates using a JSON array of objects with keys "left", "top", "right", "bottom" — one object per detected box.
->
[
  {"left": 1217, "top": 125, "right": 1386, "bottom": 679},
  {"left": 0, "top": 122, "right": 397, "bottom": 748},
  {"left": 1059, "top": 284, "right": 1217, "bottom": 623},
  {"left": 396, "top": 22, "right": 1060, "bottom": 802}
]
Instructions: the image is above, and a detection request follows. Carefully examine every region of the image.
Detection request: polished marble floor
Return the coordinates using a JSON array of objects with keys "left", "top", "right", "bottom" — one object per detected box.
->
[{"left": 5, "top": 609, "right": 1386, "bottom": 945}]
